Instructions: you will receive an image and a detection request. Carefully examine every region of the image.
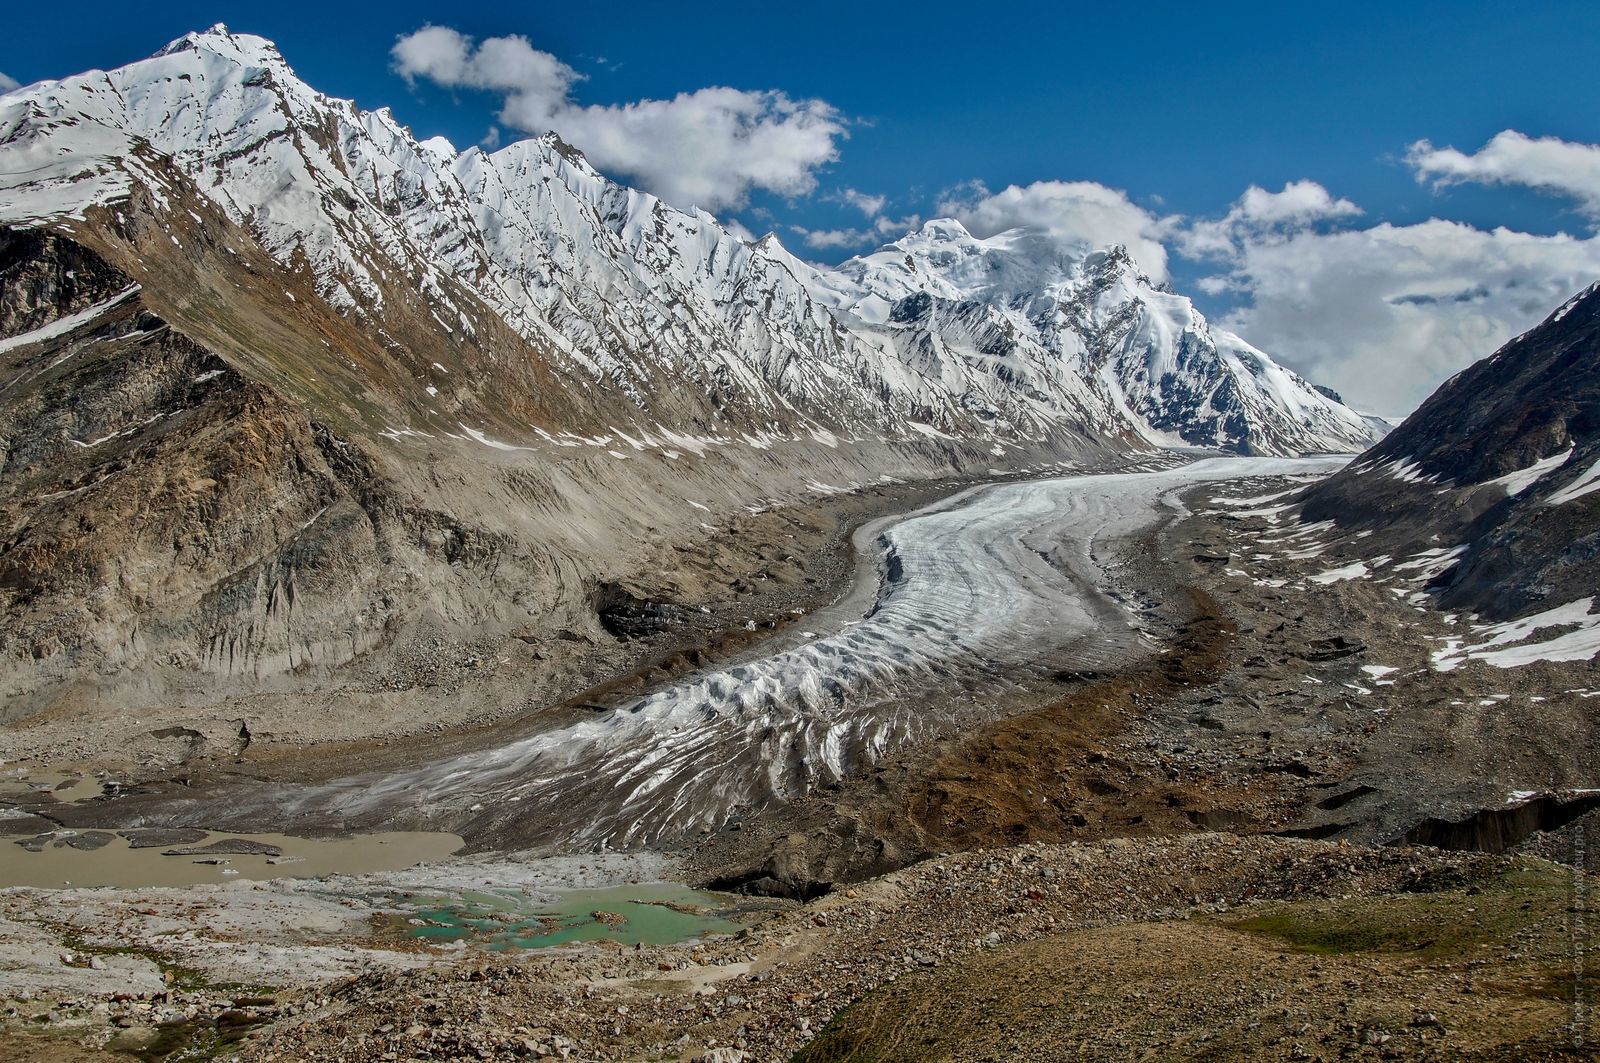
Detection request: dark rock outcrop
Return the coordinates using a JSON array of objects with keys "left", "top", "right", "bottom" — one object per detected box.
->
[{"left": 1300, "top": 282, "right": 1600, "bottom": 620}]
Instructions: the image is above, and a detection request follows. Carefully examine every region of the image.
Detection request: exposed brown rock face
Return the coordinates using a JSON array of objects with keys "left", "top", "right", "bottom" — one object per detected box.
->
[{"left": 0, "top": 211, "right": 1090, "bottom": 746}]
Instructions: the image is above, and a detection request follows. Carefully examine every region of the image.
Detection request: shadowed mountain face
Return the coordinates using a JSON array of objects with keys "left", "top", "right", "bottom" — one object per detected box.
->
[
  {"left": 0, "top": 27, "right": 1378, "bottom": 726},
  {"left": 1301, "top": 282, "right": 1600, "bottom": 619}
]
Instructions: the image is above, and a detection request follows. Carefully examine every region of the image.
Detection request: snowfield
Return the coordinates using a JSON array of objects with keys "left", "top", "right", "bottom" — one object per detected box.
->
[
  {"left": 0, "top": 26, "right": 1379, "bottom": 457},
  {"left": 1433, "top": 597, "right": 1600, "bottom": 672}
]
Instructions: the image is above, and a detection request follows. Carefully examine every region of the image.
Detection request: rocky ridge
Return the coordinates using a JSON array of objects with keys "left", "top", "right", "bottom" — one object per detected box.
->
[{"left": 1300, "top": 280, "right": 1600, "bottom": 620}]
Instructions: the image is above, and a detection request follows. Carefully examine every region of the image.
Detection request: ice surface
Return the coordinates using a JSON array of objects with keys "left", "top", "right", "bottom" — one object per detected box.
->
[{"left": 288, "top": 457, "right": 1348, "bottom": 848}]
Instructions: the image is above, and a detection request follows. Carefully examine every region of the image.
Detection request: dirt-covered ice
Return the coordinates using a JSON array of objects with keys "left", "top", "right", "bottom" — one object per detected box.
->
[{"left": 264, "top": 457, "right": 1347, "bottom": 849}]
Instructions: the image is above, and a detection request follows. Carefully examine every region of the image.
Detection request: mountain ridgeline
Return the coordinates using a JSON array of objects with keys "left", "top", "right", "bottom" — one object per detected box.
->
[
  {"left": 0, "top": 26, "right": 1379, "bottom": 719},
  {"left": 1301, "top": 281, "right": 1600, "bottom": 620},
  {"left": 0, "top": 26, "right": 1377, "bottom": 456}
]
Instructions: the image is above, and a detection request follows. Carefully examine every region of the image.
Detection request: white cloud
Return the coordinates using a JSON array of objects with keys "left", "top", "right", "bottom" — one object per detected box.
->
[
  {"left": 1207, "top": 219, "right": 1600, "bottom": 416},
  {"left": 1176, "top": 153, "right": 1600, "bottom": 416},
  {"left": 837, "top": 188, "right": 886, "bottom": 217},
  {"left": 539, "top": 90, "right": 844, "bottom": 211},
  {"left": 1235, "top": 180, "right": 1362, "bottom": 227},
  {"left": 874, "top": 212, "right": 921, "bottom": 238},
  {"left": 393, "top": 25, "right": 577, "bottom": 100},
  {"left": 1180, "top": 180, "right": 1361, "bottom": 259},
  {"left": 793, "top": 226, "right": 871, "bottom": 250},
  {"left": 791, "top": 209, "right": 921, "bottom": 254},
  {"left": 393, "top": 26, "right": 845, "bottom": 211},
  {"left": 1408, "top": 130, "right": 1600, "bottom": 220},
  {"left": 0, "top": 72, "right": 19, "bottom": 94},
  {"left": 937, "top": 179, "right": 1174, "bottom": 283},
  {"left": 723, "top": 217, "right": 757, "bottom": 243}
]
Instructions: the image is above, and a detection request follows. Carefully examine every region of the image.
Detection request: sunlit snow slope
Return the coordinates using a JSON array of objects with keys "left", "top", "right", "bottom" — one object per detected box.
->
[{"left": 0, "top": 25, "right": 1378, "bottom": 454}]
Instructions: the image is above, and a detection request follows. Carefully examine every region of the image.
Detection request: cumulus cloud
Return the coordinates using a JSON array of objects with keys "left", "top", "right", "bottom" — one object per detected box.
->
[
  {"left": 1408, "top": 130, "right": 1600, "bottom": 220},
  {"left": 792, "top": 226, "right": 871, "bottom": 250},
  {"left": 722, "top": 217, "right": 757, "bottom": 244},
  {"left": 790, "top": 214, "right": 923, "bottom": 254},
  {"left": 393, "top": 25, "right": 577, "bottom": 101},
  {"left": 1205, "top": 219, "right": 1600, "bottom": 415},
  {"left": 875, "top": 213, "right": 921, "bottom": 238},
  {"left": 937, "top": 180, "right": 1174, "bottom": 283},
  {"left": 1235, "top": 180, "right": 1363, "bottom": 227},
  {"left": 393, "top": 26, "right": 846, "bottom": 211},
  {"left": 1180, "top": 180, "right": 1361, "bottom": 259},
  {"left": 790, "top": 189, "right": 921, "bottom": 255},
  {"left": 0, "top": 72, "right": 19, "bottom": 93}
]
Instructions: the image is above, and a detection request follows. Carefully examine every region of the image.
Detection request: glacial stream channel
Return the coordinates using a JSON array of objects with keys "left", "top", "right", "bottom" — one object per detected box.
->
[{"left": 210, "top": 457, "right": 1348, "bottom": 850}]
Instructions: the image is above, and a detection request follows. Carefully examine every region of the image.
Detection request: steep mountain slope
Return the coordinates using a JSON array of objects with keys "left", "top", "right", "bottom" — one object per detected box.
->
[
  {"left": 815, "top": 225, "right": 1382, "bottom": 454},
  {"left": 0, "top": 203, "right": 1028, "bottom": 731},
  {"left": 0, "top": 27, "right": 1380, "bottom": 738},
  {"left": 1301, "top": 281, "right": 1600, "bottom": 620},
  {"left": 0, "top": 25, "right": 1375, "bottom": 454}
]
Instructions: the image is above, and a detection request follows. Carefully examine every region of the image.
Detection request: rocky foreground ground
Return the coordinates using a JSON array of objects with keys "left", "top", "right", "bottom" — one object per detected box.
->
[{"left": 3, "top": 834, "right": 1593, "bottom": 1062}]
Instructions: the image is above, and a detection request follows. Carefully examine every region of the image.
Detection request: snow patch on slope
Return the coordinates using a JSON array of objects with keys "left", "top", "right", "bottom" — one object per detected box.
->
[
  {"left": 1433, "top": 597, "right": 1600, "bottom": 671},
  {"left": 1485, "top": 448, "right": 1574, "bottom": 496},
  {"left": 1546, "top": 454, "right": 1600, "bottom": 506},
  {"left": 0, "top": 285, "right": 141, "bottom": 353}
]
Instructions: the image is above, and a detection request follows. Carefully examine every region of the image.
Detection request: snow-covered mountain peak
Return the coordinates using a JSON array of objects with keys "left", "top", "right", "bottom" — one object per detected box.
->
[
  {"left": 809, "top": 216, "right": 1381, "bottom": 453},
  {"left": 832, "top": 219, "right": 1158, "bottom": 315},
  {"left": 155, "top": 23, "right": 282, "bottom": 65},
  {"left": 0, "top": 27, "right": 1382, "bottom": 456},
  {"left": 415, "top": 135, "right": 458, "bottom": 162}
]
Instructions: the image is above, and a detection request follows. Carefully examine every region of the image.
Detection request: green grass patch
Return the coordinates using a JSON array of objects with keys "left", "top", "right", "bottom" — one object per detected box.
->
[
  {"left": 55, "top": 929, "right": 277, "bottom": 997},
  {"left": 1224, "top": 862, "right": 1580, "bottom": 958},
  {"left": 790, "top": 1000, "right": 928, "bottom": 1063}
]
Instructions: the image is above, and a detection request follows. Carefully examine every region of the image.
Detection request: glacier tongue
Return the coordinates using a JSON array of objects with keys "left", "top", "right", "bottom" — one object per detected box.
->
[
  {"left": 287, "top": 456, "right": 1348, "bottom": 847},
  {"left": 0, "top": 25, "right": 1380, "bottom": 455}
]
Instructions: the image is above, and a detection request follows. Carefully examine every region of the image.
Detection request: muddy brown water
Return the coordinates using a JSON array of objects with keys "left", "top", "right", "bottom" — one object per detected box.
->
[{"left": 1, "top": 830, "right": 463, "bottom": 888}]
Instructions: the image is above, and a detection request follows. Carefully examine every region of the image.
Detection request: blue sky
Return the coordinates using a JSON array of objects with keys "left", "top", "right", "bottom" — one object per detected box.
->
[{"left": 6, "top": 1, "right": 1600, "bottom": 413}]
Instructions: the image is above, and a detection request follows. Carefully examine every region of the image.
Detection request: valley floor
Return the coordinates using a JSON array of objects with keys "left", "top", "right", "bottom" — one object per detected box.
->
[
  {"left": 2, "top": 458, "right": 1597, "bottom": 1061},
  {"left": 4, "top": 837, "right": 1591, "bottom": 1062}
]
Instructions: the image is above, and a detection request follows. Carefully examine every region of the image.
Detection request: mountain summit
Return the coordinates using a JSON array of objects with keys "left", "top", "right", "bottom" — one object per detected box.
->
[{"left": 0, "top": 25, "right": 1377, "bottom": 455}]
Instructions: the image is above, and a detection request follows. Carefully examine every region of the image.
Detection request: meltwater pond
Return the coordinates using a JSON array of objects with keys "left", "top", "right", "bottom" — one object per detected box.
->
[{"left": 399, "top": 883, "right": 741, "bottom": 950}]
